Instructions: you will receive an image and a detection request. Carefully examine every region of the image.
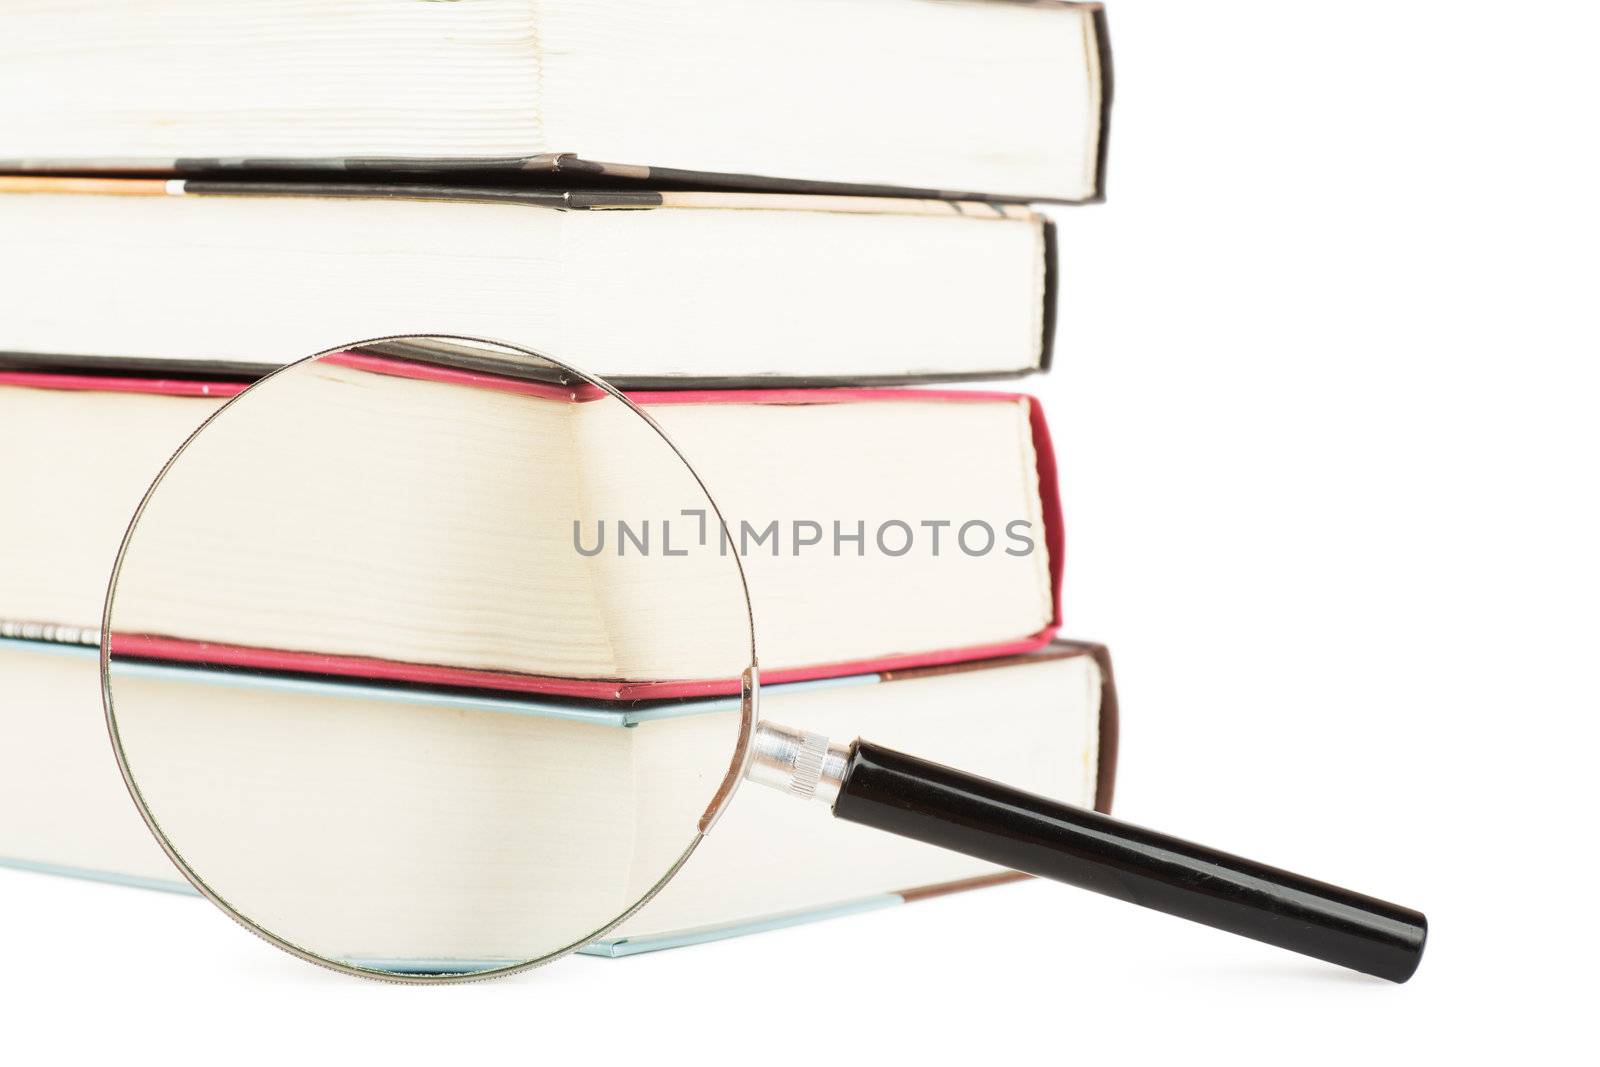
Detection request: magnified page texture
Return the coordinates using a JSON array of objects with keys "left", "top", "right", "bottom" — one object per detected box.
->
[{"left": 104, "top": 339, "right": 753, "bottom": 976}]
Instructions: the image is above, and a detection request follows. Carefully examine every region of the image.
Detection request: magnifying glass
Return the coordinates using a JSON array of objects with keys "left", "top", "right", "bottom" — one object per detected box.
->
[{"left": 101, "top": 334, "right": 1426, "bottom": 984}]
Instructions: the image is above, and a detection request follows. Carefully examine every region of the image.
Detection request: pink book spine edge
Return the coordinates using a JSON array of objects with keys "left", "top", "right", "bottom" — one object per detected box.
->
[
  {"left": 2, "top": 355, "right": 1033, "bottom": 408},
  {"left": 322, "top": 350, "right": 1037, "bottom": 408},
  {"left": 107, "top": 628, "right": 1061, "bottom": 702}
]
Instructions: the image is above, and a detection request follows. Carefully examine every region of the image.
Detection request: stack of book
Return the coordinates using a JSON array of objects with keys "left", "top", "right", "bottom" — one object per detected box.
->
[{"left": 0, "top": 0, "right": 1116, "bottom": 955}]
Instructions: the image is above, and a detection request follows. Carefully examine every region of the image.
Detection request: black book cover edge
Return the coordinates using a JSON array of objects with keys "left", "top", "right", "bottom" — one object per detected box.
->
[
  {"left": 1089, "top": 5, "right": 1114, "bottom": 204},
  {"left": 0, "top": 351, "right": 1045, "bottom": 390},
  {"left": 1039, "top": 216, "right": 1061, "bottom": 373}
]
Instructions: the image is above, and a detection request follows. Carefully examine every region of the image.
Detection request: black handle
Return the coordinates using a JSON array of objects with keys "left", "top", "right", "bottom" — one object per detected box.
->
[{"left": 832, "top": 740, "right": 1426, "bottom": 983}]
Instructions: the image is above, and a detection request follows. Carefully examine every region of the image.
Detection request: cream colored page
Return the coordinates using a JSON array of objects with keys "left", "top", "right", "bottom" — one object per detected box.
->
[
  {"left": 108, "top": 360, "right": 620, "bottom": 678},
  {"left": 0, "top": 384, "right": 224, "bottom": 628},
  {"left": 539, "top": 0, "right": 1098, "bottom": 198},
  {"left": 0, "top": 0, "right": 547, "bottom": 158},
  {"left": 0, "top": 644, "right": 178, "bottom": 879},
  {"left": 559, "top": 206, "right": 1045, "bottom": 377},
  {"left": 626, "top": 397, "right": 1055, "bottom": 676},
  {"left": 0, "top": 193, "right": 566, "bottom": 365},
  {"left": 110, "top": 671, "right": 642, "bottom": 963}
]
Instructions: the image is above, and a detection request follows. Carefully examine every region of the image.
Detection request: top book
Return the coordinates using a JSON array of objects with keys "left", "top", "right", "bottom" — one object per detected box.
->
[{"left": 0, "top": 0, "right": 1111, "bottom": 203}]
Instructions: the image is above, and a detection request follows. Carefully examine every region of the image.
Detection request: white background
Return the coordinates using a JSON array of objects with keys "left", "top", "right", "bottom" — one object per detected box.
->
[{"left": 5, "top": 1, "right": 1598, "bottom": 1061}]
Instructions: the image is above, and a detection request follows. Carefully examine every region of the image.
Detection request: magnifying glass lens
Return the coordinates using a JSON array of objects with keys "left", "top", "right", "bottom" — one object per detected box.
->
[{"left": 103, "top": 337, "right": 755, "bottom": 979}]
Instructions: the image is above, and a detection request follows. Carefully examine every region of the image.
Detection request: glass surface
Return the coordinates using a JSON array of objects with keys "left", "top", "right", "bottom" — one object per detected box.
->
[{"left": 102, "top": 336, "right": 756, "bottom": 980}]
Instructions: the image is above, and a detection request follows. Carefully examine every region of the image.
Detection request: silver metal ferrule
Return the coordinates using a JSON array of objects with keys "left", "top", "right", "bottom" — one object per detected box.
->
[{"left": 746, "top": 721, "right": 851, "bottom": 805}]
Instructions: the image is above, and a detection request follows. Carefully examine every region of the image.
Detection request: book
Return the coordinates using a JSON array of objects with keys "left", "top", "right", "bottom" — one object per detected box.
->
[
  {"left": 0, "top": 365, "right": 1063, "bottom": 698},
  {"left": 0, "top": 177, "right": 1058, "bottom": 386},
  {"left": 0, "top": 0, "right": 1112, "bottom": 204},
  {"left": 0, "top": 635, "right": 1116, "bottom": 956}
]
